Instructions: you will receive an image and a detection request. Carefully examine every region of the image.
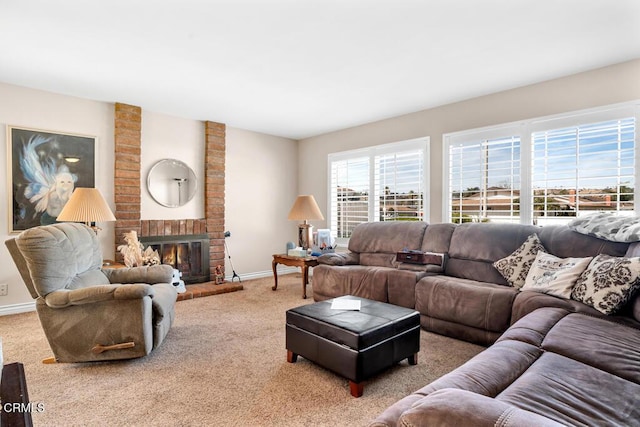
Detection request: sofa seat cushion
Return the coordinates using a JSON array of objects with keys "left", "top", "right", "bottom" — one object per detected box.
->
[
  {"left": 498, "top": 352, "right": 640, "bottom": 425},
  {"left": 312, "top": 265, "right": 390, "bottom": 302},
  {"left": 415, "top": 276, "right": 517, "bottom": 334},
  {"left": 539, "top": 312, "right": 640, "bottom": 383}
]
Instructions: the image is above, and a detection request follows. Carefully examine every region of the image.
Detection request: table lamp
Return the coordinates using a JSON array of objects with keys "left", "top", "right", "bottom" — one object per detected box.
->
[
  {"left": 288, "top": 195, "right": 324, "bottom": 250},
  {"left": 57, "top": 187, "right": 117, "bottom": 232}
]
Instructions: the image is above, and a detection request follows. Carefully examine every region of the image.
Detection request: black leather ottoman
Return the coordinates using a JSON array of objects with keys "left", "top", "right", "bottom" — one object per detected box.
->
[{"left": 286, "top": 295, "right": 420, "bottom": 397}]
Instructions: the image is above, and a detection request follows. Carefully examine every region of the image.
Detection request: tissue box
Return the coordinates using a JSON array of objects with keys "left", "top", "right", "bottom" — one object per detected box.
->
[{"left": 287, "top": 248, "right": 308, "bottom": 257}]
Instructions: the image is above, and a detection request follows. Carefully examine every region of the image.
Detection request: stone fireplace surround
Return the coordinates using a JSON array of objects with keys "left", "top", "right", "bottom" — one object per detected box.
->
[{"left": 113, "top": 103, "right": 225, "bottom": 282}]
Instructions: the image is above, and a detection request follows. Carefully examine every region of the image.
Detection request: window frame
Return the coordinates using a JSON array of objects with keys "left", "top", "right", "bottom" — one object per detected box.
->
[
  {"left": 327, "top": 137, "right": 430, "bottom": 243},
  {"left": 443, "top": 101, "right": 640, "bottom": 224}
]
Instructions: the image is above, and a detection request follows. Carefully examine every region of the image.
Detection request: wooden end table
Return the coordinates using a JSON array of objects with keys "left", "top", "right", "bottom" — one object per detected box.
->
[{"left": 272, "top": 254, "right": 319, "bottom": 299}]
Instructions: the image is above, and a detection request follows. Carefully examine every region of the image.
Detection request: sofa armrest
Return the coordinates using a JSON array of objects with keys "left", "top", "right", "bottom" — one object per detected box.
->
[
  {"left": 44, "top": 284, "right": 154, "bottom": 308},
  {"left": 395, "top": 389, "right": 564, "bottom": 427},
  {"left": 317, "top": 252, "right": 360, "bottom": 266},
  {"left": 102, "top": 264, "right": 174, "bottom": 284}
]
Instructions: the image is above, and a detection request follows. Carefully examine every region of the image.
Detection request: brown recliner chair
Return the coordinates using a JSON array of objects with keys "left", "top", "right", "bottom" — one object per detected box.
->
[{"left": 5, "top": 223, "right": 177, "bottom": 363}]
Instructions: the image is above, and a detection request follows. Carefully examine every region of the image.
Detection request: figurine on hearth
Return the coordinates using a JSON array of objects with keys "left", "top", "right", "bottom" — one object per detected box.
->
[
  {"left": 117, "top": 230, "right": 161, "bottom": 267},
  {"left": 215, "top": 265, "right": 225, "bottom": 284}
]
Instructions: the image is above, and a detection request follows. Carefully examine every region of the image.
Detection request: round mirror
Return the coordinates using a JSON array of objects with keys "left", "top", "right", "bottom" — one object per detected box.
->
[{"left": 147, "top": 159, "right": 197, "bottom": 207}]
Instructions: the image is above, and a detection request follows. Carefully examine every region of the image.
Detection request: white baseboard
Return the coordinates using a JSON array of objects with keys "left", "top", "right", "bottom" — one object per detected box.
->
[
  {"left": 227, "top": 266, "right": 298, "bottom": 282},
  {"left": 0, "top": 302, "right": 36, "bottom": 316}
]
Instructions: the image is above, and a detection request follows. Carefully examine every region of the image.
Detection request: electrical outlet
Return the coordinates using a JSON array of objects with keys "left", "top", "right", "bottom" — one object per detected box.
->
[{"left": 0, "top": 283, "right": 7, "bottom": 296}]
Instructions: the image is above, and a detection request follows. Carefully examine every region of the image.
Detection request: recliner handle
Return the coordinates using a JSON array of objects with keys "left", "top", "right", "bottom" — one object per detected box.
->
[{"left": 91, "top": 342, "right": 136, "bottom": 354}]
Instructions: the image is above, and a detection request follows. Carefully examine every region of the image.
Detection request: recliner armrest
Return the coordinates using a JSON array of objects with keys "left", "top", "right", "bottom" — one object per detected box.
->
[
  {"left": 44, "top": 284, "right": 154, "bottom": 308},
  {"left": 102, "top": 264, "right": 174, "bottom": 284},
  {"left": 317, "top": 252, "right": 359, "bottom": 266}
]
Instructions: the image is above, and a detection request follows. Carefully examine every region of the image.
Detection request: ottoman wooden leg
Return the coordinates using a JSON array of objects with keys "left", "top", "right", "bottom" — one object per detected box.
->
[
  {"left": 408, "top": 352, "right": 418, "bottom": 365},
  {"left": 287, "top": 350, "right": 298, "bottom": 363},
  {"left": 349, "top": 381, "right": 364, "bottom": 398}
]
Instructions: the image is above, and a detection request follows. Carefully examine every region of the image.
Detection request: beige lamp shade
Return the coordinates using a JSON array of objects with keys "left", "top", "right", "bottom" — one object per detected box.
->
[
  {"left": 57, "top": 187, "right": 117, "bottom": 224},
  {"left": 288, "top": 195, "right": 324, "bottom": 250},
  {"left": 287, "top": 195, "right": 324, "bottom": 221}
]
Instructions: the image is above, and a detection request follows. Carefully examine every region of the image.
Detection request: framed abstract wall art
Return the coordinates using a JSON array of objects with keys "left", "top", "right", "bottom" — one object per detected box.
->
[{"left": 7, "top": 126, "right": 96, "bottom": 233}]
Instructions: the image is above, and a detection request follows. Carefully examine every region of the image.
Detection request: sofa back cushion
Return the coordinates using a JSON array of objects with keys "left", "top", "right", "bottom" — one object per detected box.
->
[
  {"left": 446, "top": 222, "right": 632, "bottom": 286},
  {"left": 420, "top": 222, "right": 456, "bottom": 254},
  {"left": 446, "top": 223, "right": 540, "bottom": 285},
  {"left": 348, "top": 221, "right": 428, "bottom": 267},
  {"left": 537, "top": 225, "right": 629, "bottom": 258}
]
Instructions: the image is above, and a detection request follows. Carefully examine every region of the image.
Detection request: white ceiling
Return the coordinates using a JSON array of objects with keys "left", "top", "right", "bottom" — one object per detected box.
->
[{"left": 1, "top": 0, "right": 639, "bottom": 140}]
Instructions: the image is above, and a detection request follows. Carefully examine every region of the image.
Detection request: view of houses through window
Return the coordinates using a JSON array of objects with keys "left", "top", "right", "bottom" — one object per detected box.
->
[
  {"left": 446, "top": 104, "right": 637, "bottom": 225},
  {"left": 449, "top": 135, "right": 521, "bottom": 223},
  {"left": 328, "top": 138, "right": 428, "bottom": 239}
]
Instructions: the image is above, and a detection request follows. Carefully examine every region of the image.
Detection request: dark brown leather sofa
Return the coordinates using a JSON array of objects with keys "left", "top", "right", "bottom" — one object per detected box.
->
[{"left": 313, "top": 221, "right": 640, "bottom": 426}]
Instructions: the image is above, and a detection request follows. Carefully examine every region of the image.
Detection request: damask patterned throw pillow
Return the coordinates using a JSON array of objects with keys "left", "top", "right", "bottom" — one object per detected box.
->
[
  {"left": 493, "top": 234, "right": 547, "bottom": 289},
  {"left": 522, "top": 252, "right": 593, "bottom": 299},
  {"left": 572, "top": 254, "right": 640, "bottom": 315}
]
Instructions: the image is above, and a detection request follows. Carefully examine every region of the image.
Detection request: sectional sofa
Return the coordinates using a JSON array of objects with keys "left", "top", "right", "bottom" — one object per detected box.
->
[{"left": 313, "top": 220, "right": 640, "bottom": 426}]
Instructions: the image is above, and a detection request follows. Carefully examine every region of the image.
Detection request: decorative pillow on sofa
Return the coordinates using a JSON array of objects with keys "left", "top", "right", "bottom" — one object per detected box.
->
[
  {"left": 571, "top": 254, "right": 640, "bottom": 315},
  {"left": 522, "top": 252, "right": 593, "bottom": 299},
  {"left": 493, "top": 234, "right": 547, "bottom": 289}
]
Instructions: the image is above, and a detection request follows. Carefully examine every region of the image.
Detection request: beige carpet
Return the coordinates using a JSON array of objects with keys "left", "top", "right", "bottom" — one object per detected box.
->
[{"left": 0, "top": 274, "right": 484, "bottom": 427}]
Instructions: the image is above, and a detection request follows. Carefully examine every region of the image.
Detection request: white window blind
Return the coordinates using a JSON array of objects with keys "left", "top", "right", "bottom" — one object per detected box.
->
[
  {"left": 532, "top": 118, "right": 635, "bottom": 223},
  {"left": 448, "top": 136, "right": 520, "bottom": 223},
  {"left": 375, "top": 150, "right": 424, "bottom": 222},
  {"left": 328, "top": 138, "right": 429, "bottom": 239},
  {"left": 329, "top": 156, "right": 370, "bottom": 239}
]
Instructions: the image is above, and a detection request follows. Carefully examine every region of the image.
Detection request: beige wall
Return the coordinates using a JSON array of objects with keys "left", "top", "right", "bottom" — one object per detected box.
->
[
  {"left": 225, "top": 127, "right": 299, "bottom": 278},
  {"left": 298, "top": 59, "right": 640, "bottom": 226}
]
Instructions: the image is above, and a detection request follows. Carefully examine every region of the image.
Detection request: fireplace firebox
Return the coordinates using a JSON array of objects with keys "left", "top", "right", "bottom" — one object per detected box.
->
[{"left": 140, "top": 234, "right": 210, "bottom": 284}]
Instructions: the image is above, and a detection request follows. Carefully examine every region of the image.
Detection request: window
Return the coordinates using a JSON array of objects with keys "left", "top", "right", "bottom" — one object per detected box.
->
[
  {"left": 329, "top": 155, "right": 370, "bottom": 239},
  {"left": 531, "top": 118, "right": 635, "bottom": 224},
  {"left": 328, "top": 138, "right": 429, "bottom": 239},
  {"left": 444, "top": 102, "right": 639, "bottom": 225},
  {"left": 449, "top": 134, "right": 521, "bottom": 223}
]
